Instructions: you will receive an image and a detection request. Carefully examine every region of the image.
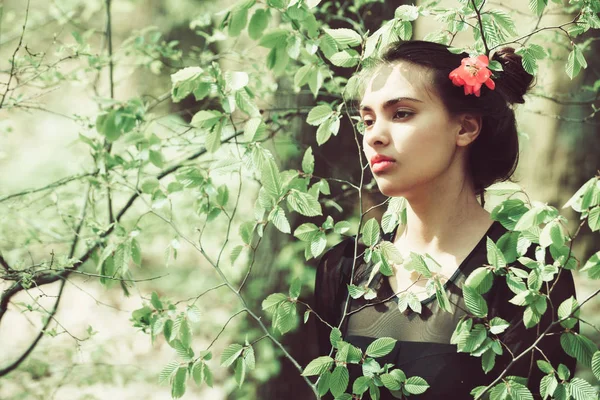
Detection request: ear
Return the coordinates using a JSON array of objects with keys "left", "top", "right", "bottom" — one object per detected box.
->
[{"left": 455, "top": 114, "right": 482, "bottom": 147}]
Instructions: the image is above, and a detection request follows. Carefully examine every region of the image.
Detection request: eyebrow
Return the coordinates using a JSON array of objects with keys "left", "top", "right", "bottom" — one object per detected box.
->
[{"left": 359, "top": 97, "right": 423, "bottom": 112}]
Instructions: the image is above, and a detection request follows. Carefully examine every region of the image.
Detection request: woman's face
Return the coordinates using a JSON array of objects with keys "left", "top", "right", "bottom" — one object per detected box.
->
[{"left": 360, "top": 62, "right": 465, "bottom": 199}]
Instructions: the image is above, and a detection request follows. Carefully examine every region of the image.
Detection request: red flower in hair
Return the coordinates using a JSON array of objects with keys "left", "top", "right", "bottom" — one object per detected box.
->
[{"left": 448, "top": 55, "right": 496, "bottom": 97}]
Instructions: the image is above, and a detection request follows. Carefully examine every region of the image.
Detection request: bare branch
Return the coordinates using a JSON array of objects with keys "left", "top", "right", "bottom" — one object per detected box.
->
[
  {"left": 0, "top": 279, "right": 66, "bottom": 377},
  {"left": 0, "top": 0, "right": 30, "bottom": 109},
  {"left": 0, "top": 172, "right": 96, "bottom": 204}
]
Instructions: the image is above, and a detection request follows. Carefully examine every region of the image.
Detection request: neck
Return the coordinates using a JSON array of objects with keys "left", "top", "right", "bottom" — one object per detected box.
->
[{"left": 393, "top": 162, "right": 491, "bottom": 256}]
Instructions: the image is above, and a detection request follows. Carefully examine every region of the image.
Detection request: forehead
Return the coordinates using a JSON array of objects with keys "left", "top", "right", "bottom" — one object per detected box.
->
[{"left": 360, "top": 62, "right": 438, "bottom": 109}]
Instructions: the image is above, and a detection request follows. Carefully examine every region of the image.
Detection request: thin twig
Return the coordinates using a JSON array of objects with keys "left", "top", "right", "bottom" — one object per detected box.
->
[
  {"left": 0, "top": 0, "right": 30, "bottom": 109},
  {"left": 0, "top": 279, "right": 66, "bottom": 376}
]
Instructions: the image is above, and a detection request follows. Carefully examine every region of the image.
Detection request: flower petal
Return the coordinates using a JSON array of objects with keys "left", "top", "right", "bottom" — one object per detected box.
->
[{"left": 476, "top": 55, "right": 489, "bottom": 67}]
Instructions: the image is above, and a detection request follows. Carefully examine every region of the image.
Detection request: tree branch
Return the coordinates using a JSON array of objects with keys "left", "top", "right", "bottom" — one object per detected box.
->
[
  {"left": 0, "top": 0, "right": 30, "bottom": 109},
  {"left": 0, "top": 279, "right": 66, "bottom": 377}
]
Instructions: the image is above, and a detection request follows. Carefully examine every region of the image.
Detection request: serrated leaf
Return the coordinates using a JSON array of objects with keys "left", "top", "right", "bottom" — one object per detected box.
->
[
  {"left": 221, "top": 344, "right": 244, "bottom": 368},
  {"left": 365, "top": 337, "right": 397, "bottom": 358},
  {"left": 302, "top": 356, "right": 334, "bottom": 376},
  {"left": 404, "top": 376, "right": 429, "bottom": 395},
  {"left": 361, "top": 218, "right": 380, "bottom": 247},
  {"left": 557, "top": 296, "right": 580, "bottom": 329},
  {"left": 487, "top": 237, "right": 507, "bottom": 270},
  {"left": 489, "top": 317, "right": 510, "bottom": 335},
  {"left": 330, "top": 366, "right": 350, "bottom": 397},
  {"left": 306, "top": 104, "right": 333, "bottom": 126},
  {"left": 465, "top": 267, "right": 493, "bottom": 294},
  {"left": 329, "top": 49, "right": 360, "bottom": 67},
  {"left": 286, "top": 189, "right": 322, "bottom": 217},
  {"left": 324, "top": 28, "right": 362, "bottom": 47},
  {"left": 159, "top": 360, "right": 180, "bottom": 385},
  {"left": 569, "top": 377, "right": 596, "bottom": 400},
  {"left": 463, "top": 286, "right": 488, "bottom": 317},
  {"left": 302, "top": 147, "right": 314, "bottom": 175},
  {"left": 269, "top": 205, "right": 291, "bottom": 234}
]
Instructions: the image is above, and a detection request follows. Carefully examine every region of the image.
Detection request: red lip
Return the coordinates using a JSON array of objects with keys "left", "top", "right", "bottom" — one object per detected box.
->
[{"left": 370, "top": 154, "right": 396, "bottom": 167}]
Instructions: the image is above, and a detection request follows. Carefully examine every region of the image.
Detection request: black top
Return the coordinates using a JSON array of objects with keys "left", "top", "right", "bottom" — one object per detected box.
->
[{"left": 314, "top": 220, "right": 577, "bottom": 399}]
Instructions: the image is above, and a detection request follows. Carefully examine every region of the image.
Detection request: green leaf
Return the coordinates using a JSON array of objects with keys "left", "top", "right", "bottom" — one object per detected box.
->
[
  {"left": 234, "top": 357, "right": 246, "bottom": 388},
  {"left": 150, "top": 291, "right": 162, "bottom": 310},
  {"left": 293, "top": 223, "right": 319, "bottom": 241},
  {"left": 329, "top": 49, "right": 360, "bottom": 67},
  {"left": 558, "top": 363, "right": 570, "bottom": 380},
  {"left": 131, "top": 239, "right": 142, "bottom": 265},
  {"left": 286, "top": 189, "right": 322, "bottom": 217},
  {"left": 581, "top": 251, "right": 600, "bottom": 279},
  {"left": 528, "top": 0, "right": 547, "bottom": 16},
  {"left": 406, "top": 253, "right": 432, "bottom": 278},
  {"left": 316, "top": 118, "right": 335, "bottom": 145},
  {"left": 309, "top": 231, "right": 327, "bottom": 258},
  {"left": 560, "top": 332, "right": 598, "bottom": 367},
  {"left": 465, "top": 267, "right": 493, "bottom": 294},
  {"left": 244, "top": 117, "right": 265, "bottom": 141},
  {"left": 228, "top": 8, "right": 248, "bottom": 37},
  {"left": 261, "top": 157, "right": 283, "bottom": 198},
  {"left": 588, "top": 207, "right": 600, "bottom": 232},
  {"left": 307, "top": 67, "right": 324, "bottom": 98},
  {"left": 404, "top": 376, "right": 429, "bottom": 395},
  {"left": 220, "top": 344, "right": 244, "bottom": 368},
  {"left": 566, "top": 45, "right": 587, "bottom": 79},
  {"left": 569, "top": 377, "right": 597, "bottom": 400},
  {"left": 365, "top": 337, "right": 397, "bottom": 358},
  {"left": 302, "top": 147, "right": 314, "bottom": 175},
  {"left": 380, "top": 373, "right": 401, "bottom": 391},
  {"left": 379, "top": 241, "right": 403, "bottom": 265},
  {"left": 563, "top": 177, "right": 597, "bottom": 212},
  {"left": 463, "top": 286, "right": 488, "bottom": 317},
  {"left": 330, "top": 327, "right": 342, "bottom": 348},
  {"left": 171, "top": 367, "right": 187, "bottom": 398},
  {"left": 508, "top": 382, "right": 534, "bottom": 400},
  {"left": 330, "top": 366, "right": 350, "bottom": 397},
  {"left": 302, "top": 356, "right": 334, "bottom": 376},
  {"left": 170, "top": 67, "right": 204, "bottom": 103},
  {"left": 323, "top": 28, "right": 362, "bottom": 47},
  {"left": 191, "top": 360, "right": 205, "bottom": 386},
  {"left": 591, "top": 351, "right": 600, "bottom": 381},
  {"left": 306, "top": 104, "right": 333, "bottom": 126},
  {"left": 540, "top": 374, "right": 558, "bottom": 399},
  {"left": 317, "top": 369, "right": 331, "bottom": 396},
  {"left": 261, "top": 292, "right": 287, "bottom": 313},
  {"left": 274, "top": 300, "right": 297, "bottom": 334},
  {"left": 395, "top": 4, "right": 419, "bottom": 21},
  {"left": 289, "top": 278, "right": 301, "bottom": 299},
  {"left": 487, "top": 237, "right": 507, "bottom": 270},
  {"left": 159, "top": 360, "right": 179, "bottom": 385},
  {"left": 489, "top": 317, "right": 510, "bottom": 335},
  {"left": 353, "top": 376, "right": 370, "bottom": 395},
  {"left": 348, "top": 284, "right": 367, "bottom": 299},
  {"left": 557, "top": 296, "right": 580, "bottom": 329},
  {"left": 248, "top": 9, "right": 270, "bottom": 40},
  {"left": 361, "top": 218, "right": 380, "bottom": 247}
]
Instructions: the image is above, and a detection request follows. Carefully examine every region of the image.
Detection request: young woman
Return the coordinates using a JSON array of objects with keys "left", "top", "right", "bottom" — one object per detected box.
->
[{"left": 314, "top": 41, "right": 577, "bottom": 399}]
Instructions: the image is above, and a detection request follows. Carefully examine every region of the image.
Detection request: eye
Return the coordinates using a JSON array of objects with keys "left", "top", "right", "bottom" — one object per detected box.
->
[
  {"left": 394, "top": 110, "right": 413, "bottom": 119},
  {"left": 362, "top": 118, "right": 375, "bottom": 127}
]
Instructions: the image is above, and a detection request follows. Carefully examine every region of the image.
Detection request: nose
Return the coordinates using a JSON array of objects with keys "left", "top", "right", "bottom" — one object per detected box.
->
[{"left": 364, "top": 119, "right": 390, "bottom": 149}]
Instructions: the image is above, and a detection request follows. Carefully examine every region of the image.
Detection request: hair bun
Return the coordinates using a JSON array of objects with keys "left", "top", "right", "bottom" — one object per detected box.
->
[{"left": 492, "top": 47, "right": 534, "bottom": 104}]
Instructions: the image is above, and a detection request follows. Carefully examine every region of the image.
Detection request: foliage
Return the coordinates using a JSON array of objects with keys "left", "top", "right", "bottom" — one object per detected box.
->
[{"left": 0, "top": 0, "right": 599, "bottom": 399}]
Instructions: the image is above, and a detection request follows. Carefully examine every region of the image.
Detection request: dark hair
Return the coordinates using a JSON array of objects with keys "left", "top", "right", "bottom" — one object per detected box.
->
[{"left": 357, "top": 40, "right": 534, "bottom": 200}]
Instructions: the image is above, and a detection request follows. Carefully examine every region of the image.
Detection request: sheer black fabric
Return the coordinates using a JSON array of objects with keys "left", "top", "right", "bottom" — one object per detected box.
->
[{"left": 313, "top": 220, "right": 577, "bottom": 399}]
